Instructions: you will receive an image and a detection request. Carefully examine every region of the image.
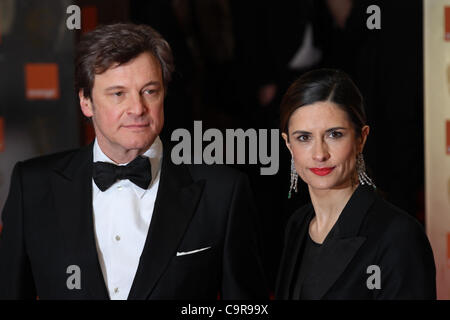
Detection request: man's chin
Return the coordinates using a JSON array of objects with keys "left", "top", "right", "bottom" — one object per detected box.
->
[{"left": 122, "top": 137, "right": 157, "bottom": 152}]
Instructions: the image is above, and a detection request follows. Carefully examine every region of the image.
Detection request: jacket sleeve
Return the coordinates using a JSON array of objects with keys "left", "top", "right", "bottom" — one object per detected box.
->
[
  {"left": 221, "top": 172, "right": 269, "bottom": 299},
  {"left": 0, "top": 162, "right": 36, "bottom": 299},
  {"left": 374, "top": 216, "right": 436, "bottom": 300}
]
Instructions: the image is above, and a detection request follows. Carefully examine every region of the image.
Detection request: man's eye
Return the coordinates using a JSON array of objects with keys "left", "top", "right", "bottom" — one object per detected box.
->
[
  {"left": 143, "top": 89, "right": 155, "bottom": 95},
  {"left": 113, "top": 92, "right": 123, "bottom": 97}
]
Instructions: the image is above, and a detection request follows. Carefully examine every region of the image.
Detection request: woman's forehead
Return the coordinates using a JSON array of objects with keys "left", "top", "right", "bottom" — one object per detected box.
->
[{"left": 289, "top": 101, "right": 351, "bottom": 130}]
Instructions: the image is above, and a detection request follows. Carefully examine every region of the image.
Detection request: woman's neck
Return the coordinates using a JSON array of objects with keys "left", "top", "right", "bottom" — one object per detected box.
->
[{"left": 308, "top": 183, "right": 358, "bottom": 243}]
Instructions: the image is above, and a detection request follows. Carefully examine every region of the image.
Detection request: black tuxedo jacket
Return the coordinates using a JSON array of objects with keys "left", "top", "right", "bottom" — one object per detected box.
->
[
  {"left": 0, "top": 143, "right": 268, "bottom": 299},
  {"left": 275, "top": 185, "right": 436, "bottom": 300}
]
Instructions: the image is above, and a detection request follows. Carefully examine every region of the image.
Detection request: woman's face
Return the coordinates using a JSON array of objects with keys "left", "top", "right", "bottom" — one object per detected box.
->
[{"left": 282, "top": 101, "right": 369, "bottom": 192}]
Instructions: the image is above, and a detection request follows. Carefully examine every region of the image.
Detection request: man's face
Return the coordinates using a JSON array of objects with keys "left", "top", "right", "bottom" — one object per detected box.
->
[{"left": 80, "top": 52, "right": 164, "bottom": 163}]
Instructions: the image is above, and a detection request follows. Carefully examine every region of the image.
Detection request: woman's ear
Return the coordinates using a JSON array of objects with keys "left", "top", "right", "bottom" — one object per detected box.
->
[
  {"left": 282, "top": 132, "right": 293, "bottom": 156},
  {"left": 79, "top": 90, "right": 93, "bottom": 118},
  {"left": 358, "top": 125, "right": 370, "bottom": 153}
]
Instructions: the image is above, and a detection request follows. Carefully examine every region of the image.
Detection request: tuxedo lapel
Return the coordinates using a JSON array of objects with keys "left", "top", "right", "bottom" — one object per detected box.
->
[
  {"left": 127, "top": 151, "right": 205, "bottom": 299},
  {"left": 305, "top": 185, "right": 376, "bottom": 299},
  {"left": 51, "top": 144, "right": 109, "bottom": 299}
]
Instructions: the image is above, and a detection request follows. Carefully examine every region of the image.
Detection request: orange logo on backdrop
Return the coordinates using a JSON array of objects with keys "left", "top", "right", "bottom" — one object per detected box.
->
[
  {"left": 448, "top": 233, "right": 450, "bottom": 268},
  {"left": 81, "top": 6, "right": 98, "bottom": 34},
  {"left": 25, "top": 63, "right": 60, "bottom": 100},
  {"left": 446, "top": 7, "right": 450, "bottom": 41},
  {"left": 447, "top": 120, "right": 450, "bottom": 155},
  {"left": 0, "top": 117, "right": 4, "bottom": 152}
]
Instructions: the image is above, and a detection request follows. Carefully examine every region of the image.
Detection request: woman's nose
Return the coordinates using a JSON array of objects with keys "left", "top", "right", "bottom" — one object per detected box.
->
[{"left": 312, "top": 140, "right": 330, "bottom": 162}]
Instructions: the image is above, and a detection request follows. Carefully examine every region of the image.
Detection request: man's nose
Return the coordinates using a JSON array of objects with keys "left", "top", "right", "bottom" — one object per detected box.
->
[{"left": 127, "top": 93, "right": 147, "bottom": 115}]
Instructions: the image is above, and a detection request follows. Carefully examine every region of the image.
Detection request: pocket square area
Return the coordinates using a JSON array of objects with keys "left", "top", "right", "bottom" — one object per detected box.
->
[{"left": 176, "top": 246, "right": 211, "bottom": 256}]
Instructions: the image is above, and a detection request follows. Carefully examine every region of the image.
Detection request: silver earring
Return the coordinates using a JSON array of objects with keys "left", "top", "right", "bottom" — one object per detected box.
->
[
  {"left": 357, "top": 153, "right": 376, "bottom": 189},
  {"left": 288, "top": 157, "right": 298, "bottom": 199}
]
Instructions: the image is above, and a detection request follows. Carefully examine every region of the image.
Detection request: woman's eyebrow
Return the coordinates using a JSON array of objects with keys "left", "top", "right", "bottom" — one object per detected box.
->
[{"left": 291, "top": 127, "right": 347, "bottom": 135}]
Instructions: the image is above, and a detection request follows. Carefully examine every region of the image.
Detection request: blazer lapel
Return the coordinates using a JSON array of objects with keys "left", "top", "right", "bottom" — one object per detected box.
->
[
  {"left": 51, "top": 144, "right": 109, "bottom": 299},
  {"left": 276, "top": 207, "right": 313, "bottom": 299},
  {"left": 127, "top": 150, "right": 205, "bottom": 299},
  {"left": 304, "top": 185, "right": 376, "bottom": 300}
]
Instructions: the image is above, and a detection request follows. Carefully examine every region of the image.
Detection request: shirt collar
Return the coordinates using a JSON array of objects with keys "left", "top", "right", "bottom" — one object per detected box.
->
[{"left": 93, "top": 137, "right": 163, "bottom": 198}]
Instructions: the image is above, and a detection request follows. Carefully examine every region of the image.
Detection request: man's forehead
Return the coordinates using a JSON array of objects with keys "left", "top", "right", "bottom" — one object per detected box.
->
[{"left": 93, "top": 53, "right": 163, "bottom": 87}]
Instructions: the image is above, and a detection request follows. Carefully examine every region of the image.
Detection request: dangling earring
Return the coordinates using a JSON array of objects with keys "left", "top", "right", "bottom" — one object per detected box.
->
[
  {"left": 288, "top": 157, "right": 298, "bottom": 199},
  {"left": 357, "top": 153, "right": 376, "bottom": 189}
]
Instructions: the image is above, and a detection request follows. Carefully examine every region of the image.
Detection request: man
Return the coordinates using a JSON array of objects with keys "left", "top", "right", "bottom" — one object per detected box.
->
[{"left": 0, "top": 23, "right": 267, "bottom": 300}]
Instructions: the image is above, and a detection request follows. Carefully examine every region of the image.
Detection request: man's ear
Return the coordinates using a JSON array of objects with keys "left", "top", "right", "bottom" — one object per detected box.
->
[
  {"left": 79, "top": 90, "right": 93, "bottom": 117},
  {"left": 282, "top": 132, "right": 293, "bottom": 156}
]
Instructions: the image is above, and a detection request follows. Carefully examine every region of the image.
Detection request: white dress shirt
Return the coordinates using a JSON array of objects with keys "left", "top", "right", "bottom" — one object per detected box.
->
[{"left": 92, "top": 137, "right": 163, "bottom": 300}]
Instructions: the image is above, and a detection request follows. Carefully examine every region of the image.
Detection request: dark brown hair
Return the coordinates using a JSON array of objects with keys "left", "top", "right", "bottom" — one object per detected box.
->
[
  {"left": 75, "top": 23, "right": 174, "bottom": 99},
  {"left": 280, "top": 69, "right": 367, "bottom": 139}
]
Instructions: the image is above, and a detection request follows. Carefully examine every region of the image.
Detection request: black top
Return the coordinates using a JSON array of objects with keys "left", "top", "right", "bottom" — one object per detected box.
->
[
  {"left": 292, "top": 233, "right": 322, "bottom": 299},
  {"left": 276, "top": 184, "right": 436, "bottom": 300},
  {"left": 291, "top": 215, "right": 337, "bottom": 299}
]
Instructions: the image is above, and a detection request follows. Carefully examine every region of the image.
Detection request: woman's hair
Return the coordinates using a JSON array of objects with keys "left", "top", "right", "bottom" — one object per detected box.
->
[
  {"left": 280, "top": 69, "right": 367, "bottom": 139},
  {"left": 75, "top": 23, "right": 174, "bottom": 99}
]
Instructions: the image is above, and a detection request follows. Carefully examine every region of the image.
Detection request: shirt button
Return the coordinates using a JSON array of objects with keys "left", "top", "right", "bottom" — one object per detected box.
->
[
  {"left": 115, "top": 235, "right": 121, "bottom": 241},
  {"left": 117, "top": 185, "right": 122, "bottom": 190},
  {"left": 114, "top": 287, "right": 119, "bottom": 294}
]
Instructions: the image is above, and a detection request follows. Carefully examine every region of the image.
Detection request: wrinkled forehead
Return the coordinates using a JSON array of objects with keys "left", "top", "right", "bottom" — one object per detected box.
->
[{"left": 92, "top": 52, "right": 163, "bottom": 89}]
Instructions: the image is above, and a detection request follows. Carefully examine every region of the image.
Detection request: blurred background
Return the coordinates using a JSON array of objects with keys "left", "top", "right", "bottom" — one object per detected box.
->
[{"left": 1, "top": 0, "right": 447, "bottom": 297}]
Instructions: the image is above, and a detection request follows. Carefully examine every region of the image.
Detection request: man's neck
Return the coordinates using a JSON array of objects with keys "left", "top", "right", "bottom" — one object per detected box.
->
[{"left": 95, "top": 139, "right": 153, "bottom": 165}]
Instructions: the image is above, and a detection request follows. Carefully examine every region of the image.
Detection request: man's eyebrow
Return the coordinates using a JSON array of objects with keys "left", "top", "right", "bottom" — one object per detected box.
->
[
  {"left": 104, "top": 81, "right": 161, "bottom": 92},
  {"left": 141, "top": 81, "right": 161, "bottom": 88},
  {"left": 104, "top": 85, "right": 125, "bottom": 92}
]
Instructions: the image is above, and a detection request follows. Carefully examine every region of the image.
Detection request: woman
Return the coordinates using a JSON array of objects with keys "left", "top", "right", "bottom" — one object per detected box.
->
[{"left": 275, "top": 69, "right": 436, "bottom": 299}]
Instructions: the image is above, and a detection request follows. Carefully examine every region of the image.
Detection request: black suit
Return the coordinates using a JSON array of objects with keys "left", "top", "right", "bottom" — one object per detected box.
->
[
  {"left": 275, "top": 185, "right": 436, "bottom": 299},
  {"left": 0, "top": 143, "right": 268, "bottom": 299}
]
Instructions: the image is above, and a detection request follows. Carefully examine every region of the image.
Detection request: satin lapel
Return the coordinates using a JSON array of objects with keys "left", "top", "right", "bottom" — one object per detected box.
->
[
  {"left": 276, "top": 207, "right": 313, "bottom": 299},
  {"left": 308, "top": 236, "right": 366, "bottom": 300},
  {"left": 127, "top": 152, "right": 205, "bottom": 299},
  {"left": 307, "top": 185, "right": 376, "bottom": 299},
  {"left": 51, "top": 144, "right": 109, "bottom": 299}
]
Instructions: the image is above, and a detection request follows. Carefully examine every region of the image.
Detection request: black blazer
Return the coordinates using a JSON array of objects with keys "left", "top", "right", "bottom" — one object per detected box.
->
[
  {"left": 0, "top": 143, "right": 268, "bottom": 299},
  {"left": 275, "top": 185, "right": 436, "bottom": 299}
]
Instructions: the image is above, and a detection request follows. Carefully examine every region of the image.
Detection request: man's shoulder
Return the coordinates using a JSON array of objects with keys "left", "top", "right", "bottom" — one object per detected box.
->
[{"left": 18, "top": 146, "right": 89, "bottom": 174}]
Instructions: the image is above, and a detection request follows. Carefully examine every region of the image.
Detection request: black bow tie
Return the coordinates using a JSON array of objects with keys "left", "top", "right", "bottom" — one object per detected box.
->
[{"left": 93, "top": 156, "right": 152, "bottom": 192}]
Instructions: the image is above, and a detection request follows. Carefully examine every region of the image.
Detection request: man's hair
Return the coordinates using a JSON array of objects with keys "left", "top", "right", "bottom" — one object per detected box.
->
[{"left": 75, "top": 23, "right": 174, "bottom": 99}]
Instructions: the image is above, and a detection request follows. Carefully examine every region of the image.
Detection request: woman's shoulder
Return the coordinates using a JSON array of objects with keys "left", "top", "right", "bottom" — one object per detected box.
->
[{"left": 364, "top": 193, "right": 429, "bottom": 247}]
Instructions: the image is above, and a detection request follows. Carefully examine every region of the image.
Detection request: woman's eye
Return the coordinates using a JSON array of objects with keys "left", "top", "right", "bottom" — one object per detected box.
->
[
  {"left": 144, "top": 89, "right": 155, "bottom": 95},
  {"left": 329, "top": 131, "right": 343, "bottom": 138},
  {"left": 297, "top": 135, "right": 310, "bottom": 142}
]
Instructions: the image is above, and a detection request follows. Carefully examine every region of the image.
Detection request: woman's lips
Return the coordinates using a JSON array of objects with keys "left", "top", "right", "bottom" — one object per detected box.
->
[{"left": 310, "top": 167, "right": 335, "bottom": 176}]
